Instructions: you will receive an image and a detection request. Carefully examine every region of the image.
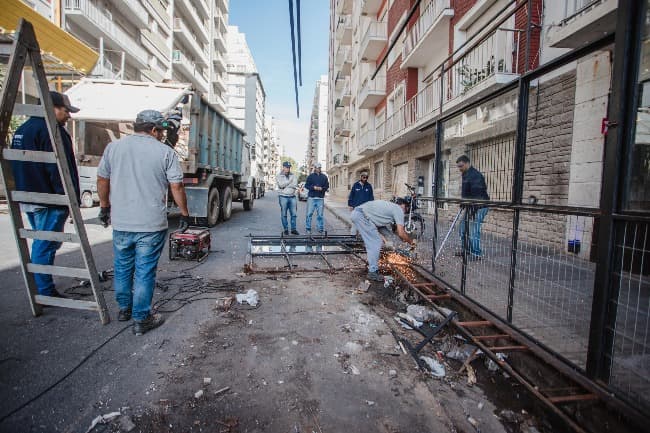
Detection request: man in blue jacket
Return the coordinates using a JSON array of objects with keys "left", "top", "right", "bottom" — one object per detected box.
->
[
  {"left": 304, "top": 162, "right": 329, "bottom": 234},
  {"left": 455, "top": 155, "right": 489, "bottom": 259},
  {"left": 10, "top": 91, "right": 81, "bottom": 298},
  {"left": 348, "top": 171, "right": 374, "bottom": 209}
]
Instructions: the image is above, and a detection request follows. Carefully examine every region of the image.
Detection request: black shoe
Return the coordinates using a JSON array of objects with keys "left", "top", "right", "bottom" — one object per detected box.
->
[
  {"left": 118, "top": 308, "right": 132, "bottom": 321},
  {"left": 49, "top": 289, "right": 67, "bottom": 298},
  {"left": 133, "top": 313, "right": 165, "bottom": 336},
  {"left": 291, "top": 229, "right": 299, "bottom": 235},
  {"left": 366, "top": 272, "right": 384, "bottom": 282},
  {"left": 283, "top": 230, "right": 289, "bottom": 235}
]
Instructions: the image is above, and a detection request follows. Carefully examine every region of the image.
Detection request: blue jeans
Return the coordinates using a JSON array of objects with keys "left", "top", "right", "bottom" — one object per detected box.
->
[
  {"left": 26, "top": 207, "right": 69, "bottom": 295},
  {"left": 278, "top": 195, "right": 297, "bottom": 231},
  {"left": 306, "top": 198, "right": 324, "bottom": 232},
  {"left": 113, "top": 230, "right": 166, "bottom": 321},
  {"left": 351, "top": 208, "right": 382, "bottom": 273},
  {"left": 459, "top": 207, "right": 488, "bottom": 257}
]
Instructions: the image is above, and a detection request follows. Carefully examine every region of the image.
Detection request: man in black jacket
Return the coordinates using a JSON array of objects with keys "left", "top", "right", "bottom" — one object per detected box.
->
[
  {"left": 11, "top": 91, "right": 80, "bottom": 297},
  {"left": 456, "top": 155, "right": 489, "bottom": 259}
]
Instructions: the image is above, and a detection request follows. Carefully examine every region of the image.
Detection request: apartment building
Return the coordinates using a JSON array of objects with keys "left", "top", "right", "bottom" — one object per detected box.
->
[
  {"left": 225, "top": 25, "right": 267, "bottom": 193},
  {"left": 25, "top": 0, "right": 228, "bottom": 109},
  {"left": 263, "top": 116, "right": 282, "bottom": 189},
  {"left": 306, "top": 75, "right": 329, "bottom": 170}
]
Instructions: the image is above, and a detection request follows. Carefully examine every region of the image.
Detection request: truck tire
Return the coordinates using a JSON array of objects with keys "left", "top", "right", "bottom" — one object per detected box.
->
[
  {"left": 243, "top": 187, "right": 254, "bottom": 211},
  {"left": 220, "top": 186, "right": 233, "bottom": 221},
  {"left": 206, "top": 187, "right": 220, "bottom": 227},
  {"left": 81, "top": 191, "right": 94, "bottom": 208}
]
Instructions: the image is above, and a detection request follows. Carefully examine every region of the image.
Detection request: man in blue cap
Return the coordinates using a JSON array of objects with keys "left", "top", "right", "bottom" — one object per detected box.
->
[
  {"left": 276, "top": 161, "right": 299, "bottom": 235},
  {"left": 97, "top": 109, "right": 190, "bottom": 335}
]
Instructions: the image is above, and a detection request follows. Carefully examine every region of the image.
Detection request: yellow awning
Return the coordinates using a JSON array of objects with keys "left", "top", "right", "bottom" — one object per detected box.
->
[{"left": 0, "top": 0, "right": 98, "bottom": 75}]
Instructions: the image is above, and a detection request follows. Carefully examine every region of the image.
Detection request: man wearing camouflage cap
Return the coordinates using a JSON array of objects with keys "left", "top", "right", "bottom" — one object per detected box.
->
[{"left": 97, "top": 110, "right": 190, "bottom": 335}]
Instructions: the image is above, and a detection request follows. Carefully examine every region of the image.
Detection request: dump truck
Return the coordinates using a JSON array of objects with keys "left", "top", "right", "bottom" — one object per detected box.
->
[{"left": 65, "top": 78, "right": 257, "bottom": 226}]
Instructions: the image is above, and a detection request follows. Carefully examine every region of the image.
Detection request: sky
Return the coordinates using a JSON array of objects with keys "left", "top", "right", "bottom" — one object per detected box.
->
[{"left": 229, "top": 0, "right": 329, "bottom": 164}]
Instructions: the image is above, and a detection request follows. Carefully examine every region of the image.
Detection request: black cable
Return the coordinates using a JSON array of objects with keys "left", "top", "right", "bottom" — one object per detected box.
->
[
  {"left": 297, "top": 0, "right": 302, "bottom": 86},
  {"left": 288, "top": 0, "right": 300, "bottom": 117},
  {"left": 0, "top": 324, "right": 132, "bottom": 424}
]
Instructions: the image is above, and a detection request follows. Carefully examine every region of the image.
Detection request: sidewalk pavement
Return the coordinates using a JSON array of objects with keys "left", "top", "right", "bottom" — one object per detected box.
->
[{"left": 325, "top": 194, "right": 352, "bottom": 227}]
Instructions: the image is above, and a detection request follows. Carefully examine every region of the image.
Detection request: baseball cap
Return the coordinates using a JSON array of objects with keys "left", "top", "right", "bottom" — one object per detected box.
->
[
  {"left": 282, "top": 161, "right": 292, "bottom": 168},
  {"left": 314, "top": 162, "right": 322, "bottom": 168},
  {"left": 360, "top": 171, "right": 368, "bottom": 177},
  {"left": 135, "top": 109, "right": 165, "bottom": 126},
  {"left": 50, "top": 91, "right": 79, "bottom": 113}
]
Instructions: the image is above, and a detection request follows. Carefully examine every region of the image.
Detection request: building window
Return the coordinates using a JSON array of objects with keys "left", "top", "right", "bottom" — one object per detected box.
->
[{"left": 374, "top": 161, "right": 384, "bottom": 189}]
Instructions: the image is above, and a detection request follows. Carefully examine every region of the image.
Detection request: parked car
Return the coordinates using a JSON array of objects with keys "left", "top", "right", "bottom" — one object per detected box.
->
[{"left": 297, "top": 183, "right": 309, "bottom": 201}]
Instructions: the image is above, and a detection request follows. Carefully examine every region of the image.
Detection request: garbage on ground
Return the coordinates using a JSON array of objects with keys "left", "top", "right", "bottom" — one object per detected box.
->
[
  {"left": 406, "top": 304, "right": 438, "bottom": 323},
  {"left": 86, "top": 412, "right": 121, "bottom": 433},
  {"left": 477, "top": 402, "right": 484, "bottom": 410},
  {"left": 383, "top": 275, "right": 394, "bottom": 288},
  {"left": 468, "top": 416, "right": 479, "bottom": 428},
  {"left": 215, "top": 296, "right": 235, "bottom": 311},
  {"left": 438, "top": 306, "right": 456, "bottom": 318},
  {"left": 118, "top": 415, "right": 136, "bottom": 432},
  {"left": 419, "top": 356, "right": 446, "bottom": 377},
  {"left": 214, "top": 386, "right": 230, "bottom": 396},
  {"left": 356, "top": 280, "right": 371, "bottom": 293},
  {"left": 446, "top": 343, "right": 482, "bottom": 362},
  {"left": 203, "top": 377, "right": 212, "bottom": 385},
  {"left": 236, "top": 289, "right": 259, "bottom": 306},
  {"left": 396, "top": 312, "right": 423, "bottom": 329},
  {"left": 194, "top": 389, "right": 204, "bottom": 399},
  {"left": 485, "top": 352, "right": 508, "bottom": 371},
  {"left": 498, "top": 409, "right": 520, "bottom": 423},
  {"left": 350, "top": 365, "right": 361, "bottom": 375},
  {"left": 388, "top": 369, "right": 397, "bottom": 377}
]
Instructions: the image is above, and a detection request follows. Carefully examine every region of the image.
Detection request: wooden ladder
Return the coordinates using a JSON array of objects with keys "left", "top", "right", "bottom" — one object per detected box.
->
[{"left": 0, "top": 19, "right": 109, "bottom": 324}]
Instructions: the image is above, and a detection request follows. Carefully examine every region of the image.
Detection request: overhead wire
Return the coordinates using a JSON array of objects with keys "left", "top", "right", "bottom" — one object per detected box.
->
[
  {"left": 297, "top": 0, "right": 302, "bottom": 86},
  {"left": 288, "top": 0, "right": 300, "bottom": 117}
]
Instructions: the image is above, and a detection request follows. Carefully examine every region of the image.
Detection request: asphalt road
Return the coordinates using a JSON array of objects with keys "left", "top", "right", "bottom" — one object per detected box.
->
[{"left": 0, "top": 194, "right": 523, "bottom": 433}]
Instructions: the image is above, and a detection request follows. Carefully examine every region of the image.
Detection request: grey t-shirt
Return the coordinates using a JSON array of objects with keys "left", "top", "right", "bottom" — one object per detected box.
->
[
  {"left": 358, "top": 200, "right": 405, "bottom": 227},
  {"left": 97, "top": 133, "right": 183, "bottom": 232}
]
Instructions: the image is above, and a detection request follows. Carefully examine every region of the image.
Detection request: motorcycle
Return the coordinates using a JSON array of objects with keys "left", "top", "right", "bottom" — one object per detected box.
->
[{"left": 391, "top": 183, "right": 426, "bottom": 240}]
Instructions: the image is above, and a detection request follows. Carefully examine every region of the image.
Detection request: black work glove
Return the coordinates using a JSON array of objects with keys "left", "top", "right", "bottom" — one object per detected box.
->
[
  {"left": 178, "top": 215, "right": 190, "bottom": 233},
  {"left": 98, "top": 206, "right": 110, "bottom": 228}
]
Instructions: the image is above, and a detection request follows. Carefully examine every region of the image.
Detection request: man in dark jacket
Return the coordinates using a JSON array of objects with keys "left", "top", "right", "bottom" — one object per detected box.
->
[
  {"left": 348, "top": 171, "right": 374, "bottom": 209},
  {"left": 456, "top": 155, "right": 489, "bottom": 259},
  {"left": 304, "top": 162, "right": 329, "bottom": 234},
  {"left": 11, "top": 91, "right": 81, "bottom": 297}
]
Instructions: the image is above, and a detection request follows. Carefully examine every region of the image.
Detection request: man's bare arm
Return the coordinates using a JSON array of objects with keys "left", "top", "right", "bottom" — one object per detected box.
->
[
  {"left": 97, "top": 176, "right": 110, "bottom": 208},
  {"left": 169, "top": 182, "right": 189, "bottom": 216}
]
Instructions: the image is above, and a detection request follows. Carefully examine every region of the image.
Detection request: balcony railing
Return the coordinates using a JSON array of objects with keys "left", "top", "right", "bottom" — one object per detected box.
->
[
  {"left": 114, "top": 0, "right": 149, "bottom": 28},
  {"left": 336, "top": 15, "right": 352, "bottom": 43},
  {"left": 563, "top": 0, "right": 603, "bottom": 22},
  {"left": 359, "top": 72, "right": 386, "bottom": 109},
  {"left": 403, "top": 0, "right": 451, "bottom": 60},
  {"left": 64, "top": 0, "right": 148, "bottom": 66},
  {"left": 358, "top": 129, "right": 376, "bottom": 154},
  {"left": 445, "top": 28, "right": 520, "bottom": 104},
  {"left": 173, "top": 18, "right": 209, "bottom": 60},
  {"left": 333, "top": 153, "right": 342, "bottom": 165},
  {"left": 172, "top": 50, "right": 208, "bottom": 90}
]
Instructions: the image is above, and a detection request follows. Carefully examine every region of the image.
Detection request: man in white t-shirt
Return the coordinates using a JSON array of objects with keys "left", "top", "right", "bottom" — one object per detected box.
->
[{"left": 97, "top": 110, "right": 190, "bottom": 335}]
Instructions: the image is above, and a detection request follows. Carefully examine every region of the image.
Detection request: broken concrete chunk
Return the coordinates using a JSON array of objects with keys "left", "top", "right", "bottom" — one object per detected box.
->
[
  {"left": 350, "top": 365, "right": 360, "bottom": 375},
  {"left": 388, "top": 369, "right": 397, "bottom": 377},
  {"left": 118, "top": 415, "right": 136, "bottom": 432},
  {"left": 194, "top": 389, "right": 204, "bottom": 399},
  {"left": 406, "top": 304, "right": 438, "bottom": 323},
  {"left": 86, "top": 412, "right": 121, "bottom": 433},
  {"left": 203, "top": 377, "right": 212, "bottom": 385},
  {"left": 357, "top": 280, "right": 371, "bottom": 293}
]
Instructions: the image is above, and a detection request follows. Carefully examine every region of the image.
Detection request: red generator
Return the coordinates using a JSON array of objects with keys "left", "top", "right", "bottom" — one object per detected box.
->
[{"left": 169, "top": 229, "right": 211, "bottom": 262}]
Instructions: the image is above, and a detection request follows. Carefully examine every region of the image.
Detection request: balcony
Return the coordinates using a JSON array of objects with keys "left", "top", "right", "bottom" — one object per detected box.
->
[
  {"left": 547, "top": 0, "right": 616, "bottom": 48},
  {"left": 213, "top": 94, "right": 227, "bottom": 113},
  {"left": 358, "top": 130, "right": 376, "bottom": 155},
  {"left": 334, "top": 45, "right": 348, "bottom": 66},
  {"left": 360, "top": 21, "right": 387, "bottom": 62},
  {"left": 175, "top": 0, "right": 209, "bottom": 44},
  {"left": 402, "top": 0, "right": 453, "bottom": 68},
  {"left": 213, "top": 50, "right": 226, "bottom": 72},
  {"left": 340, "top": 81, "right": 352, "bottom": 105},
  {"left": 145, "top": 0, "right": 170, "bottom": 29},
  {"left": 334, "top": 100, "right": 344, "bottom": 117},
  {"left": 359, "top": 73, "right": 386, "bottom": 109},
  {"left": 214, "top": 8, "right": 227, "bottom": 34},
  {"left": 217, "top": 0, "right": 228, "bottom": 14},
  {"left": 173, "top": 18, "right": 209, "bottom": 62},
  {"left": 336, "top": 0, "right": 352, "bottom": 14},
  {"left": 213, "top": 72, "right": 227, "bottom": 93},
  {"left": 214, "top": 31, "right": 227, "bottom": 53},
  {"left": 335, "top": 73, "right": 346, "bottom": 91},
  {"left": 193, "top": 0, "right": 210, "bottom": 17},
  {"left": 113, "top": 0, "right": 149, "bottom": 28},
  {"left": 335, "top": 119, "right": 351, "bottom": 137},
  {"left": 335, "top": 15, "right": 353, "bottom": 45},
  {"left": 444, "top": 28, "right": 521, "bottom": 108},
  {"left": 141, "top": 29, "right": 170, "bottom": 62},
  {"left": 64, "top": 0, "right": 148, "bottom": 68},
  {"left": 173, "top": 50, "right": 209, "bottom": 92},
  {"left": 341, "top": 50, "right": 352, "bottom": 76},
  {"left": 332, "top": 153, "right": 342, "bottom": 165},
  {"left": 361, "top": 0, "right": 383, "bottom": 15}
]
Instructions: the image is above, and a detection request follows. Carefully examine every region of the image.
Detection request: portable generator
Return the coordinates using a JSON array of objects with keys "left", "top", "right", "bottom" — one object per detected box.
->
[{"left": 169, "top": 229, "right": 211, "bottom": 262}]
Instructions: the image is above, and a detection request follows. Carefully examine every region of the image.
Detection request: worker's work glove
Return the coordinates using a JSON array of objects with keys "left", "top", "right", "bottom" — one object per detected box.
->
[
  {"left": 98, "top": 206, "right": 111, "bottom": 228},
  {"left": 178, "top": 215, "right": 190, "bottom": 233}
]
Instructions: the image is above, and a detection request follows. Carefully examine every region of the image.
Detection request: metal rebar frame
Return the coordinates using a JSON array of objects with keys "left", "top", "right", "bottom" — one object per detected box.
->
[
  {"left": 246, "top": 234, "right": 367, "bottom": 273},
  {"left": 389, "top": 263, "right": 650, "bottom": 433}
]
